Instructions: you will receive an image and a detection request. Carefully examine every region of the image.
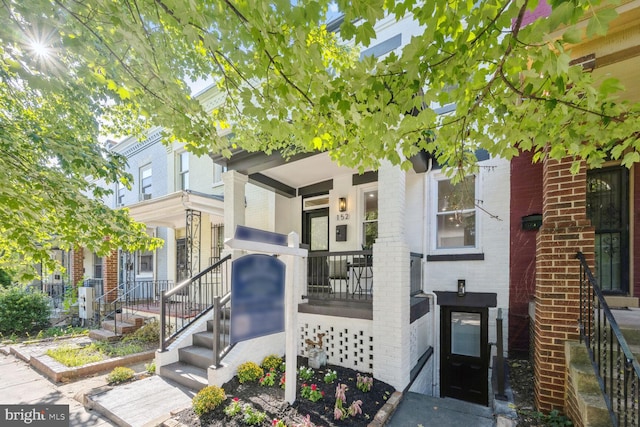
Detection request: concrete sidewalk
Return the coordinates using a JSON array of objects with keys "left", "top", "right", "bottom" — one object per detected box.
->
[
  {"left": 386, "top": 392, "right": 496, "bottom": 426},
  {"left": 0, "top": 352, "right": 115, "bottom": 426}
]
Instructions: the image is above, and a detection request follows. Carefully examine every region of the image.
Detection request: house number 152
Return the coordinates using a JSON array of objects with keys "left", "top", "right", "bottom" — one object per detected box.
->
[{"left": 336, "top": 213, "right": 350, "bottom": 221}]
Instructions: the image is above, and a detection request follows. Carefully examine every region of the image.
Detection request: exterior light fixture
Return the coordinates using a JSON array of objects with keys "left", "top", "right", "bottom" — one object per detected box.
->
[
  {"left": 339, "top": 197, "right": 347, "bottom": 212},
  {"left": 457, "top": 279, "right": 466, "bottom": 297}
]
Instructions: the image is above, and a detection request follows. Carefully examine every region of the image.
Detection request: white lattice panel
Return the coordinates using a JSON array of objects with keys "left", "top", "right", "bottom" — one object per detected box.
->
[{"left": 298, "top": 313, "right": 373, "bottom": 373}]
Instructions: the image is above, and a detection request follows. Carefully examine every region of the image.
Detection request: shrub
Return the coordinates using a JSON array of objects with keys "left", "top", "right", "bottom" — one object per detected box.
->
[
  {"left": 122, "top": 319, "right": 159, "bottom": 344},
  {"left": 0, "top": 269, "right": 12, "bottom": 288},
  {"left": 145, "top": 361, "right": 156, "bottom": 374},
  {"left": 298, "top": 366, "right": 314, "bottom": 381},
  {"left": 0, "top": 286, "right": 50, "bottom": 335},
  {"left": 261, "top": 354, "right": 283, "bottom": 372},
  {"left": 237, "top": 361, "right": 263, "bottom": 383},
  {"left": 107, "top": 366, "right": 135, "bottom": 384},
  {"left": 192, "top": 385, "right": 226, "bottom": 416}
]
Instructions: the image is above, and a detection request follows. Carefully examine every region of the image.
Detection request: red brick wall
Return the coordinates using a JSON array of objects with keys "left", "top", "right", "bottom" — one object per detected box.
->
[
  {"left": 509, "top": 152, "right": 543, "bottom": 354},
  {"left": 104, "top": 251, "right": 118, "bottom": 303},
  {"left": 533, "top": 157, "right": 594, "bottom": 413},
  {"left": 71, "top": 247, "right": 84, "bottom": 286}
]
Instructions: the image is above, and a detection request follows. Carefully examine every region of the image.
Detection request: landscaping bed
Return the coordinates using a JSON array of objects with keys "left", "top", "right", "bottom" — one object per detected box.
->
[{"left": 172, "top": 358, "right": 395, "bottom": 427}]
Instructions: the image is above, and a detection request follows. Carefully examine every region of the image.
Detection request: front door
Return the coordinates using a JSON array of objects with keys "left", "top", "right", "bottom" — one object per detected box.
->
[
  {"left": 586, "top": 167, "right": 629, "bottom": 294},
  {"left": 176, "top": 238, "right": 188, "bottom": 283},
  {"left": 303, "top": 208, "right": 329, "bottom": 291},
  {"left": 440, "top": 306, "right": 489, "bottom": 405}
]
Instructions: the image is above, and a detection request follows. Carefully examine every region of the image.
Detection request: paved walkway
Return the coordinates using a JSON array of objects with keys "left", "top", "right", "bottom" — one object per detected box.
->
[
  {"left": 0, "top": 352, "right": 115, "bottom": 426},
  {"left": 386, "top": 392, "right": 496, "bottom": 427}
]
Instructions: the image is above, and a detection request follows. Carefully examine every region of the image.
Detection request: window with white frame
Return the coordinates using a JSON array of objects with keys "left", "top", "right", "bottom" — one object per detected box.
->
[
  {"left": 116, "top": 182, "right": 125, "bottom": 206},
  {"left": 140, "top": 165, "right": 152, "bottom": 196},
  {"left": 362, "top": 189, "right": 378, "bottom": 248},
  {"left": 435, "top": 175, "right": 476, "bottom": 249},
  {"left": 179, "top": 151, "right": 190, "bottom": 190},
  {"left": 137, "top": 250, "right": 153, "bottom": 275}
]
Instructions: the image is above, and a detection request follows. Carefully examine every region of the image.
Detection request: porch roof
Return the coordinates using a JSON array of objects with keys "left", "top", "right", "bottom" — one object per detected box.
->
[{"left": 124, "top": 190, "right": 224, "bottom": 228}]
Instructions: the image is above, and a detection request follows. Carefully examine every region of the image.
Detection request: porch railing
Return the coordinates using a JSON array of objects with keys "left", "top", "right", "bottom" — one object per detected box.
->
[
  {"left": 576, "top": 251, "right": 640, "bottom": 427},
  {"left": 410, "top": 252, "right": 423, "bottom": 296},
  {"left": 160, "top": 254, "right": 232, "bottom": 351},
  {"left": 306, "top": 250, "right": 373, "bottom": 302}
]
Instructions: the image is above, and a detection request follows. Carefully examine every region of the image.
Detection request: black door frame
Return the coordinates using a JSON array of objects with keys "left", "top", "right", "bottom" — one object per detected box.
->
[{"left": 435, "top": 291, "right": 496, "bottom": 406}]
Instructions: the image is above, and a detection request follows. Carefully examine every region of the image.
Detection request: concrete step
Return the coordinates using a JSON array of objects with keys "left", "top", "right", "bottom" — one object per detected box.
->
[
  {"left": 193, "top": 331, "right": 214, "bottom": 349},
  {"left": 101, "top": 320, "right": 138, "bottom": 335},
  {"left": 206, "top": 318, "right": 230, "bottom": 334},
  {"left": 113, "top": 313, "right": 146, "bottom": 327},
  {"left": 88, "top": 329, "right": 120, "bottom": 342},
  {"left": 179, "top": 345, "right": 214, "bottom": 370},
  {"left": 158, "top": 361, "right": 208, "bottom": 391}
]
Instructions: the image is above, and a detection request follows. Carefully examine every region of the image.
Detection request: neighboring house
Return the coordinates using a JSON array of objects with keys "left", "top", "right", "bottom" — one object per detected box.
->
[
  {"left": 69, "top": 126, "right": 227, "bottom": 307},
  {"left": 507, "top": 0, "right": 640, "bottom": 417}
]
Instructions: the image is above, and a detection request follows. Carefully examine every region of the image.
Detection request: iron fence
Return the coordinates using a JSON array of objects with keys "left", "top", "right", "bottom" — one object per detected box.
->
[{"left": 577, "top": 251, "right": 640, "bottom": 427}]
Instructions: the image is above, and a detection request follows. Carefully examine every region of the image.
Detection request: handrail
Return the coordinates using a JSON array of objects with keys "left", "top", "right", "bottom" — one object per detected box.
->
[
  {"left": 160, "top": 255, "right": 232, "bottom": 351},
  {"left": 213, "top": 291, "right": 234, "bottom": 367},
  {"left": 576, "top": 251, "right": 640, "bottom": 427},
  {"left": 165, "top": 254, "right": 231, "bottom": 298}
]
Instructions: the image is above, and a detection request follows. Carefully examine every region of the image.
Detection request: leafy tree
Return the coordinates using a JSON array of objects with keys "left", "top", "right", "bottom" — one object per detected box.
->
[
  {"left": 0, "top": 269, "right": 12, "bottom": 288},
  {"left": 1, "top": 1, "right": 637, "bottom": 274}
]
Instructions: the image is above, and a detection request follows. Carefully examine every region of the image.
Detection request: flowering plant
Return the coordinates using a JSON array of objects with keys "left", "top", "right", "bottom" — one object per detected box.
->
[
  {"left": 279, "top": 373, "right": 286, "bottom": 389},
  {"left": 224, "top": 397, "right": 242, "bottom": 417},
  {"left": 356, "top": 373, "right": 373, "bottom": 392},
  {"left": 272, "top": 419, "right": 287, "bottom": 427},
  {"left": 333, "top": 383, "right": 363, "bottom": 420},
  {"left": 259, "top": 368, "right": 276, "bottom": 387},
  {"left": 323, "top": 370, "right": 337, "bottom": 384},
  {"left": 298, "top": 366, "right": 314, "bottom": 381},
  {"left": 294, "top": 414, "right": 316, "bottom": 427},
  {"left": 300, "top": 383, "right": 324, "bottom": 402}
]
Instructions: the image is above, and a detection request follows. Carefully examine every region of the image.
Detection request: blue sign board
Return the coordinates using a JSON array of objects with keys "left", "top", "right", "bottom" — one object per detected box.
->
[{"left": 230, "top": 254, "right": 285, "bottom": 344}]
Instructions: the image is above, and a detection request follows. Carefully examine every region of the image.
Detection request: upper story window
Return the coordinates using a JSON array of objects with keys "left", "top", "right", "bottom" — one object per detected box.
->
[
  {"left": 179, "top": 152, "right": 190, "bottom": 190},
  {"left": 213, "top": 164, "right": 227, "bottom": 184},
  {"left": 435, "top": 175, "right": 476, "bottom": 249},
  {"left": 362, "top": 189, "right": 378, "bottom": 249},
  {"left": 116, "top": 182, "right": 125, "bottom": 206},
  {"left": 140, "top": 165, "right": 152, "bottom": 197}
]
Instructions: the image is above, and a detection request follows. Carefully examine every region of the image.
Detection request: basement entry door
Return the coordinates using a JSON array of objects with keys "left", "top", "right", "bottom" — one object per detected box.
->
[{"left": 440, "top": 306, "right": 489, "bottom": 405}]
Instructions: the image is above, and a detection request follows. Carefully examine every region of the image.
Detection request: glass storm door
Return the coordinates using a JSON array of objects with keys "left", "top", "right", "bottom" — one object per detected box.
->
[
  {"left": 303, "top": 208, "right": 329, "bottom": 291},
  {"left": 440, "top": 307, "right": 489, "bottom": 405},
  {"left": 587, "top": 167, "right": 629, "bottom": 294}
]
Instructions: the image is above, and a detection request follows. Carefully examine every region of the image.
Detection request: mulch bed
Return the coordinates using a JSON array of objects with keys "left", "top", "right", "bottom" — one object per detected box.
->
[{"left": 173, "top": 358, "right": 395, "bottom": 426}]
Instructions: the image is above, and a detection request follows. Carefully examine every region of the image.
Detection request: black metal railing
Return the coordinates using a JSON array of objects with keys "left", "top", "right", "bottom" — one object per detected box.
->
[
  {"left": 410, "top": 252, "right": 423, "bottom": 296},
  {"left": 212, "top": 292, "right": 233, "bottom": 367},
  {"left": 93, "top": 280, "right": 173, "bottom": 324},
  {"left": 160, "top": 255, "right": 231, "bottom": 351},
  {"left": 577, "top": 251, "right": 640, "bottom": 427},
  {"left": 306, "top": 250, "right": 373, "bottom": 301}
]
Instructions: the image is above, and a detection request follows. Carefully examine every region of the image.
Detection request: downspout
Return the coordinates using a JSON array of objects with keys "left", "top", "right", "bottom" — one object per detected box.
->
[{"left": 422, "top": 157, "right": 441, "bottom": 396}]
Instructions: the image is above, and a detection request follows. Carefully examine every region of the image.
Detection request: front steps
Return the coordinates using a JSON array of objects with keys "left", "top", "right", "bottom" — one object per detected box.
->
[
  {"left": 89, "top": 313, "right": 147, "bottom": 341},
  {"left": 566, "top": 317, "right": 640, "bottom": 427},
  {"left": 159, "top": 317, "right": 229, "bottom": 391}
]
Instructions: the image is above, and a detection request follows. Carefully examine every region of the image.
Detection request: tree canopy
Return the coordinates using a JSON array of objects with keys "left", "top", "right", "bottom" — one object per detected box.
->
[{"left": 1, "top": 0, "right": 639, "bottom": 277}]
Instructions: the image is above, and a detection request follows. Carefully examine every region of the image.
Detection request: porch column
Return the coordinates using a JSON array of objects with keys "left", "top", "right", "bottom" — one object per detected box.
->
[
  {"left": 534, "top": 156, "right": 594, "bottom": 413},
  {"left": 222, "top": 170, "right": 248, "bottom": 241},
  {"left": 372, "top": 161, "right": 411, "bottom": 390},
  {"left": 103, "top": 250, "right": 119, "bottom": 303},
  {"left": 71, "top": 246, "right": 84, "bottom": 286}
]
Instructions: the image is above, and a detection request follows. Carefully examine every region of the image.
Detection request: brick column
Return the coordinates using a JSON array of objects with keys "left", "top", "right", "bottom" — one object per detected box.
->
[
  {"left": 372, "top": 161, "right": 411, "bottom": 390},
  {"left": 103, "top": 251, "right": 119, "bottom": 303},
  {"left": 71, "top": 247, "right": 85, "bottom": 286},
  {"left": 534, "top": 157, "right": 594, "bottom": 412}
]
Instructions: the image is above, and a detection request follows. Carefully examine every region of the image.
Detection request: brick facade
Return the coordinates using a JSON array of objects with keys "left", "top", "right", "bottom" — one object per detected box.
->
[
  {"left": 71, "top": 247, "right": 84, "bottom": 286},
  {"left": 533, "top": 156, "right": 594, "bottom": 412},
  {"left": 509, "top": 152, "right": 543, "bottom": 353},
  {"left": 104, "top": 251, "right": 119, "bottom": 303}
]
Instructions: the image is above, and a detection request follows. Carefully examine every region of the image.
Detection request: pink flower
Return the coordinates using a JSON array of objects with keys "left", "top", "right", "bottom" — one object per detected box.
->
[
  {"left": 321, "top": 391, "right": 325, "bottom": 396},
  {"left": 272, "top": 419, "right": 279, "bottom": 426},
  {"left": 311, "top": 384, "right": 317, "bottom": 391},
  {"left": 233, "top": 397, "right": 239, "bottom": 402}
]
